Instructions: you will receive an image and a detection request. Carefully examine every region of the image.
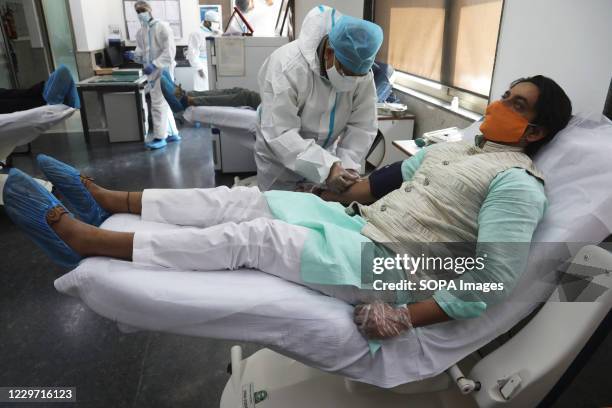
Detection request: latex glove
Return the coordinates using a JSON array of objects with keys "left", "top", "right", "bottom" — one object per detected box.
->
[
  {"left": 326, "top": 162, "right": 360, "bottom": 194},
  {"left": 344, "top": 168, "right": 361, "bottom": 179},
  {"left": 198, "top": 69, "right": 206, "bottom": 78},
  {"left": 143, "top": 63, "right": 157, "bottom": 75},
  {"left": 353, "top": 301, "right": 413, "bottom": 340},
  {"left": 123, "top": 51, "right": 135, "bottom": 61}
]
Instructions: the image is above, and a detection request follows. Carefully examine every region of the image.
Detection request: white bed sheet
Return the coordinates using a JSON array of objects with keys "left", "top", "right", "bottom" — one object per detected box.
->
[
  {"left": 183, "top": 106, "right": 257, "bottom": 132},
  {"left": 0, "top": 104, "right": 76, "bottom": 163},
  {"left": 54, "top": 115, "right": 612, "bottom": 388}
]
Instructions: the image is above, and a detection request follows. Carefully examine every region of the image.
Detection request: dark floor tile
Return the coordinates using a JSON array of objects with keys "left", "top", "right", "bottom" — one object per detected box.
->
[
  {"left": 132, "top": 335, "right": 259, "bottom": 408},
  {"left": 551, "top": 329, "right": 612, "bottom": 408}
]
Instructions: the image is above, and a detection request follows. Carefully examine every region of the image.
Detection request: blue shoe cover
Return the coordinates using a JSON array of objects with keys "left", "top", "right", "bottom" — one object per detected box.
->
[
  {"left": 167, "top": 134, "right": 182, "bottom": 143},
  {"left": 3, "top": 168, "right": 82, "bottom": 269},
  {"left": 146, "top": 138, "right": 168, "bottom": 150},
  {"left": 160, "top": 73, "right": 185, "bottom": 113},
  {"left": 37, "top": 154, "right": 110, "bottom": 227}
]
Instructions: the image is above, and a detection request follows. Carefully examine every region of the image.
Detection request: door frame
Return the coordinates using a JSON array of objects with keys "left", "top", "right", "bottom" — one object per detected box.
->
[
  {"left": 0, "top": 10, "right": 19, "bottom": 87},
  {"left": 35, "top": 0, "right": 80, "bottom": 80}
]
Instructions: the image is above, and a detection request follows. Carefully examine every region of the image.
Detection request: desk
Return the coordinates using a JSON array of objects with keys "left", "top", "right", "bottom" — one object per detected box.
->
[
  {"left": 393, "top": 138, "right": 464, "bottom": 158},
  {"left": 77, "top": 76, "right": 148, "bottom": 143},
  {"left": 392, "top": 139, "right": 422, "bottom": 157}
]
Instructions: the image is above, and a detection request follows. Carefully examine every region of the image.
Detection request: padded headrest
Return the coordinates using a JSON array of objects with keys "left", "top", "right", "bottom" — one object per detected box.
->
[{"left": 532, "top": 115, "right": 612, "bottom": 243}]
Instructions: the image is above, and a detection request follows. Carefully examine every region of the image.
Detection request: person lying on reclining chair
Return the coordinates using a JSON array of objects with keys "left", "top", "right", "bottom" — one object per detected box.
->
[
  {"left": 159, "top": 70, "right": 261, "bottom": 113},
  {"left": 3, "top": 75, "right": 571, "bottom": 340},
  {"left": 0, "top": 65, "right": 80, "bottom": 114}
]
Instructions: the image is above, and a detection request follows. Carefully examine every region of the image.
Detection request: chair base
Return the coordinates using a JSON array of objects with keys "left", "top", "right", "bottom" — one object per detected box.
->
[{"left": 219, "top": 347, "right": 475, "bottom": 408}]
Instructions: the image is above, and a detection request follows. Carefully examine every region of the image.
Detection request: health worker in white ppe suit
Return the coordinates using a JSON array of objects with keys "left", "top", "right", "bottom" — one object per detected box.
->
[
  {"left": 186, "top": 11, "right": 221, "bottom": 92},
  {"left": 124, "top": 0, "right": 181, "bottom": 150},
  {"left": 255, "top": 6, "right": 383, "bottom": 192}
]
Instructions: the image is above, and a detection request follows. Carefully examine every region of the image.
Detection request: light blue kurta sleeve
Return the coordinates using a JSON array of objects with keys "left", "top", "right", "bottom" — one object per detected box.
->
[
  {"left": 433, "top": 168, "right": 547, "bottom": 319},
  {"left": 400, "top": 148, "right": 427, "bottom": 182}
]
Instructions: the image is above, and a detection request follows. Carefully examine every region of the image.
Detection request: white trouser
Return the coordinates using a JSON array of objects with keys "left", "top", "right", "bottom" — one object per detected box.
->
[
  {"left": 134, "top": 186, "right": 308, "bottom": 284},
  {"left": 132, "top": 186, "right": 389, "bottom": 304},
  {"left": 149, "top": 73, "right": 179, "bottom": 140}
]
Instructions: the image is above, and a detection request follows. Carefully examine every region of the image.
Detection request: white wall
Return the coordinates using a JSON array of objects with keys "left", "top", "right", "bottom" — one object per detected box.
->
[
  {"left": 69, "top": 0, "right": 366, "bottom": 51},
  {"left": 68, "top": 0, "right": 122, "bottom": 51},
  {"left": 295, "top": 0, "right": 364, "bottom": 35},
  {"left": 22, "top": 0, "right": 44, "bottom": 48},
  {"left": 490, "top": 0, "right": 612, "bottom": 115},
  {"left": 69, "top": 0, "right": 201, "bottom": 52}
]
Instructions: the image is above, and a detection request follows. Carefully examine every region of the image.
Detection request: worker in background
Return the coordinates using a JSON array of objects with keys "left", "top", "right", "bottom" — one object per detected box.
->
[
  {"left": 255, "top": 6, "right": 383, "bottom": 191},
  {"left": 186, "top": 10, "right": 221, "bottom": 92},
  {"left": 124, "top": 0, "right": 181, "bottom": 150}
]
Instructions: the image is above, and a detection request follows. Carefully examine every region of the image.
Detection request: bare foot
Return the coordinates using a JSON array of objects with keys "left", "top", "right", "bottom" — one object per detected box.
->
[
  {"left": 47, "top": 205, "right": 97, "bottom": 256},
  {"left": 80, "top": 176, "right": 116, "bottom": 211},
  {"left": 174, "top": 83, "right": 185, "bottom": 99},
  {"left": 80, "top": 176, "right": 141, "bottom": 215},
  {"left": 47, "top": 205, "right": 136, "bottom": 260}
]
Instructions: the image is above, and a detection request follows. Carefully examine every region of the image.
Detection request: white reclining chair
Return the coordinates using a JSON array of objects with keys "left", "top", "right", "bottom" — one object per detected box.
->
[
  {"left": 0, "top": 104, "right": 76, "bottom": 166},
  {"left": 183, "top": 106, "right": 258, "bottom": 174},
  {"left": 0, "top": 104, "right": 76, "bottom": 204},
  {"left": 53, "top": 114, "right": 612, "bottom": 407}
]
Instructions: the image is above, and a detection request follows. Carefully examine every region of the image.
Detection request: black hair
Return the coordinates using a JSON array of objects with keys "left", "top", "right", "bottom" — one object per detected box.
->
[
  {"left": 235, "top": 0, "right": 250, "bottom": 13},
  {"left": 510, "top": 75, "right": 572, "bottom": 157}
]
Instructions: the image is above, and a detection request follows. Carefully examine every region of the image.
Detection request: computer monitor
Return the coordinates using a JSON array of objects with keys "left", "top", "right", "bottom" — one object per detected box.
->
[
  {"left": 105, "top": 42, "right": 124, "bottom": 68},
  {"left": 604, "top": 76, "right": 612, "bottom": 121}
]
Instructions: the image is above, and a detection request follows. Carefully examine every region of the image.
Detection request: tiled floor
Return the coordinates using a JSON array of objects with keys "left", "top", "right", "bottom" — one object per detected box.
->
[{"left": 0, "top": 130, "right": 610, "bottom": 407}]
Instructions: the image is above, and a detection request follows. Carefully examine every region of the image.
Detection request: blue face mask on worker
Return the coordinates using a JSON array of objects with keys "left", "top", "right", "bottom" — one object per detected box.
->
[
  {"left": 138, "top": 11, "right": 152, "bottom": 25},
  {"left": 326, "top": 54, "right": 364, "bottom": 92}
]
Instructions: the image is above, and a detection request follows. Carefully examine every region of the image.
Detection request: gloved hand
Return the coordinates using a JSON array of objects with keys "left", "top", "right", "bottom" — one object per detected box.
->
[
  {"left": 143, "top": 63, "right": 157, "bottom": 75},
  {"left": 198, "top": 69, "right": 206, "bottom": 78},
  {"left": 123, "top": 51, "right": 135, "bottom": 61},
  {"left": 353, "top": 301, "right": 413, "bottom": 340},
  {"left": 326, "top": 162, "right": 360, "bottom": 194},
  {"left": 344, "top": 168, "right": 360, "bottom": 179}
]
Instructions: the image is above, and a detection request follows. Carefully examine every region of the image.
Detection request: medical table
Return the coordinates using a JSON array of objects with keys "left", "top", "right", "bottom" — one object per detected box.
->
[
  {"left": 76, "top": 75, "right": 148, "bottom": 144},
  {"left": 53, "top": 114, "right": 612, "bottom": 407}
]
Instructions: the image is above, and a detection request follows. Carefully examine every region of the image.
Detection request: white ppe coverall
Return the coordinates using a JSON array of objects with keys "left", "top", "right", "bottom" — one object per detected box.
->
[
  {"left": 133, "top": 186, "right": 388, "bottom": 305},
  {"left": 254, "top": 6, "right": 378, "bottom": 191},
  {"left": 185, "top": 27, "right": 219, "bottom": 91},
  {"left": 134, "top": 19, "right": 179, "bottom": 140}
]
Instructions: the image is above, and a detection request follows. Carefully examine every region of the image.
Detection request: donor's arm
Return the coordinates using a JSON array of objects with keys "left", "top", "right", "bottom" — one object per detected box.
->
[{"left": 320, "top": 149, "right": 427, "bottom": 205}]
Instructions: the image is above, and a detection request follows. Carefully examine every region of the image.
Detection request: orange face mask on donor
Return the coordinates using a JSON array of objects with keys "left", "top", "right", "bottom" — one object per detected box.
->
[{"left": 479, "top": 100, "right": 533, "bottom": 144}]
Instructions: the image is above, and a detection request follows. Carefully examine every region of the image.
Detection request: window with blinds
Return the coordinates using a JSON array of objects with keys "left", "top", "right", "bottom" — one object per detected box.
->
[{"left": 374, "top": 0, "right": 503, "bottom": 98}]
